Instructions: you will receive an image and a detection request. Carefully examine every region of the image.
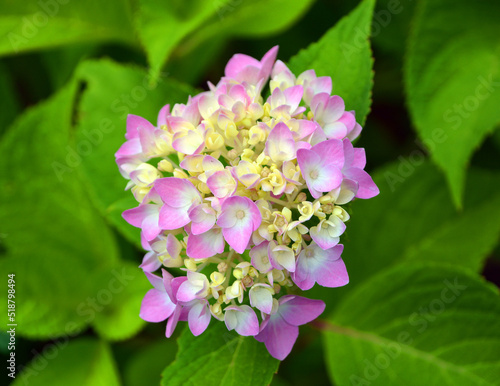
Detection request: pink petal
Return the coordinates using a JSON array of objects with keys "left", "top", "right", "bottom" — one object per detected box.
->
[
  {"left": 207, "top": 170, "right": 237, "bottom": 199},
  {"left": 140, "top": 251, "right": 161, "bottom": 273},
  {"left": 269, "top": 86, "right": 285, "bottom": 107},
  {"left": 338, "top": 111, "right": 356, "bottom": 133},
  {"left": 334, "top": 180, "right": 359, "bottom": 205},
  {"left": 138, "top": 125, "right": 157, "bottom": 155},
  {"left": 297, "top": 148, "right": 320, "bottom": 176},
  {"left": 310, "top": 76, "right": 332, "bottom": 97},
  {"left": 144, "top": 271, "right": 164, "bottom": 292},
  {"left": 265, "top": 122, "right": 296, "bottom": 163},
  {"left": 157, "top": 104, "right": 170, "bottom": 127},
  {"left": 222, "top": 220, "right": 253, "bottom": 254},
  {"left": 189, "top": 204, "right": 216, "bottom": 235},
  {"left": 297, "top": 69, "right": 316, "bottom": 83},
  {"left": 312, "top": 139, "right": 344, "bottom": 169},
  {"left": 122, "top": 204, "right": 158, "bottom": 228},
  {"left": 171, "top": 276, "right": 187, "bottom": 301},
  {"left": 141, "top": 210, "right": 162, "bottom": 241},
  {"left": 228, "top": 84, "right": 251, "bottom": 105},
  {"left": 180, "top": 155, "right": 204, "bottom": 173},
  {"left": 342, "top": 138, "right": 355, "bottom": 168},
  {"left": 316, "top": 256, "right": 349, "bottom": 288},
  {"left": 224, "top": 305, "right": 260, "bottom": 336},
  {"left": 249, "top": 284, "right": 274, "bottom": 314},
  {"left": 323, "top": 122, "right": 347, "bottom": 139},
  {"left": 190, "top": 216, "right": 215, "bottom": 235},
  {"left": 139, "top": 289, "right": 176, "bottom": 323},
  {"left": 159, "top": 204, "right": 190, "bottom": 230},
  {"left": 344, "top": 169, "right": 379, "bottom": 199},
  {"left": 310, "top": 218, "right": 345, "bottom": 250},
  {"left": 166, "top": 234, "right": 182, "bottom": 259},
  {"left": 294, "top": 120, "right": 318, "bottom": 140},
  {"left": 172, "top": 130, "right": 205, "bottom": 155},
  {"left": 278, "top": 295, "right": 326, "bottom": 326},
  {"left": 295, "top": 140, "right": 311, "bottom": 153},
  {"left": 268, "top": 242, "right": 296, "bottom": 272},
  {"left": 283, "top": 85, "right": 304, "bottom": 112},
  {"left": 310, "top": 226, "right": 340, "bottom": 250},
  {"left": 255, "top": 314, "right": 299, "bottom": 360},
  {"left": 323, "top": 95, "right": 345, "bottom": 122},
  {"left": 126, "top": 114, "right": 155, "bottom": 140},
  {"left": 143, "top": 187, "right": 162, "bottom": 204},
  {"left": 311, "top": 165, "right": 343, "bottom": 197},
  {"left": 186, "top": 228, "right": 225, "bottom": 259},
  {"left": 250, "top": 242, "right": 273, "bottom": 273},
  {"left": 187, "top": 300, "right": 211, "bottom": 336},
  {"left": 307, "top": 127, "right": 327, "bottom": 146},
  {"left": 115, "top": 138, "right": 142, "bottom": 158},
  {"left": 311, "top": 93, "right": 330, "bottom": 117},
  {"left": 202, "top": 155, "right": 224, "bottom": 171},
  {"left": 176, "top": 281, "right": 199, "bottom": 303},
  {"left": 160, "top": 268, "right": 176, "bottom": 303},
  {"left": 198, "top": 94, "right": 220, "bottom": 120},
  {"left": 353, "top": 148, "right": 366, "bottom": 169},
  {"left": 271, "top": 59, "right": 292, "bottom": 78},
  {"left": 296, "top": 149, "right": 324, "bottom": 199},
  {"left": 216, "top": 208, "right": 238, "bottom": 229},
  {"left": 258, "top": 46, "right": 279, "bottom": 81},
  {"left": 183, "top": 102, "right": 201, "bottom": 126},
  {"left": 225, "top": 54, "right": 260, "bottom": 79},
  {"left": 293, "top": 245, "right": 347, "bottom": 290},
  {"left": 141, "top": 232, "right": 152, "bottom": 250},
  {"left": 166, "top": 305, "right": 182, "bottom": 338},
  {"left": 218, "top": 196, "right": 261, "bottom": 254},
  {"left": 234, "top": 66, "right": 260, "bottom": 84},
  {"left": 292, "top": 257, "right": 315, "bottom": 291},
  {"left": 348, "top": 122, "right": 362, "bottom": 141},
  {"left": 155, "top": 178, "right": 201, "bottom": 208}
]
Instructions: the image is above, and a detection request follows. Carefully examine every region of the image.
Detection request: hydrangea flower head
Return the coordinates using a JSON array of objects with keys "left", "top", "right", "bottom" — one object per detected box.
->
[{"left": 116, "top": 46, "right": 379, "bottom": 360}]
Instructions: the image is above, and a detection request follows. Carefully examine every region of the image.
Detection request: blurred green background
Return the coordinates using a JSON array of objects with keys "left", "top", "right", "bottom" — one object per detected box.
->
[{"left": 1, "top": 0, "right": 499, "bottom": 385}]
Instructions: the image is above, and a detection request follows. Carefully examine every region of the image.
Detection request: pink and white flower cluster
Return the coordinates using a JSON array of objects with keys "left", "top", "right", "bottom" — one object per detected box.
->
[{"left": 116, "top": 46, "right": 379, "bottom": 360}]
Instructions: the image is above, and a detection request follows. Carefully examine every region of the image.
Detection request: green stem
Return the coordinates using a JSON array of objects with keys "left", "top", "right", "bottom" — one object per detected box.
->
[{"left": 267, "top": 196, "right": 294, "bottom": 208}]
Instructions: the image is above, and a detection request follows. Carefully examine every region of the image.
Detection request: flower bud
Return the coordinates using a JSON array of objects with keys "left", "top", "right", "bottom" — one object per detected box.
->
[
  {"left": 217, "top": 262, "right": 228, "bottom": 273},
  {"left": 158, "top": 159, "right": 173, "bottom": 172}
]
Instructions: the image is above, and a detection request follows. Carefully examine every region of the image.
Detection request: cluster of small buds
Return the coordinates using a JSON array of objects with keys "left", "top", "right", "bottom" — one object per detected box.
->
[{"left": 116, "top": 46, "right": 379, "bottom": 360}]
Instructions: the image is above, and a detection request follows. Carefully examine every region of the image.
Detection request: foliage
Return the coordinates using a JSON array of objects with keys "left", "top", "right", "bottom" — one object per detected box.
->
[{"left": 0, "top": 0, "right": 498, "bottom": 385}]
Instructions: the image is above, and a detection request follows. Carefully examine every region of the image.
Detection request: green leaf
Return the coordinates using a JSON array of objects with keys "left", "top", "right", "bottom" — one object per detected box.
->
[
  {"left": 323, "top": 263, "right": 500, "bottom": 385},
  {"left": 73, "top": 59, "right": 194, "bottom": 246},
  {"left": 371, "top": 0, "right": 415, "bottom": 56},
  {"left": 135, "top": 0, "right": 231, "bottom": 80},
  {"left": 0, "top": 79, "right": 119, "bottom": 338},
  {"left": 0, "top": 62, "right": 20, "bottom": 137},
  {"left": 493, "top": 128, "right": 500, "bottom": 150},
  {"left": 354, "top": 162, "right": 500, "bottom": 273},
  {"left": 124, "top": 340, "right": 177, "bottom": 386},
  {"left": 165, "top": 36, "right": 227, "bottom": 85},
  {"left": 0, "top": 258, "right": 145, "bottom": 340},
  {"left": 161, "top": 323, "right": 280, "bottom": 386},
  {"left": 0, "top": 81, "right": 118, "bottom": 269},
  {"left": 405, "top": 0, "right": 500, "bottom": 207},
  {"left": 0, "top": 254, "right": 93, "bottom": 338},
  {"left": 0, "top": 0, "right": 135, "bottom": 56},
  {"left": 13, "top": 338, "right": 120, "bottom": 386},
  {"left": 41, "top": 44, "right": 98, "bottom": 89},
  {"left": 182, "top": 0, "right": 315, "bottom": 56},
  {"left": 310, "top": 161, "right": 500, "bottom": 311},
  {"left": 136, "top": 0, "right": 315, "bottom": 80},
  {"left": 92, "top": 262, "right": 151, "bottom": 341},
  {"left": 344, "top": 158, "right": 500, "bottom": 282},
  {"left": 288, "top": 0, "right": 375, "bottom": 125}
]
